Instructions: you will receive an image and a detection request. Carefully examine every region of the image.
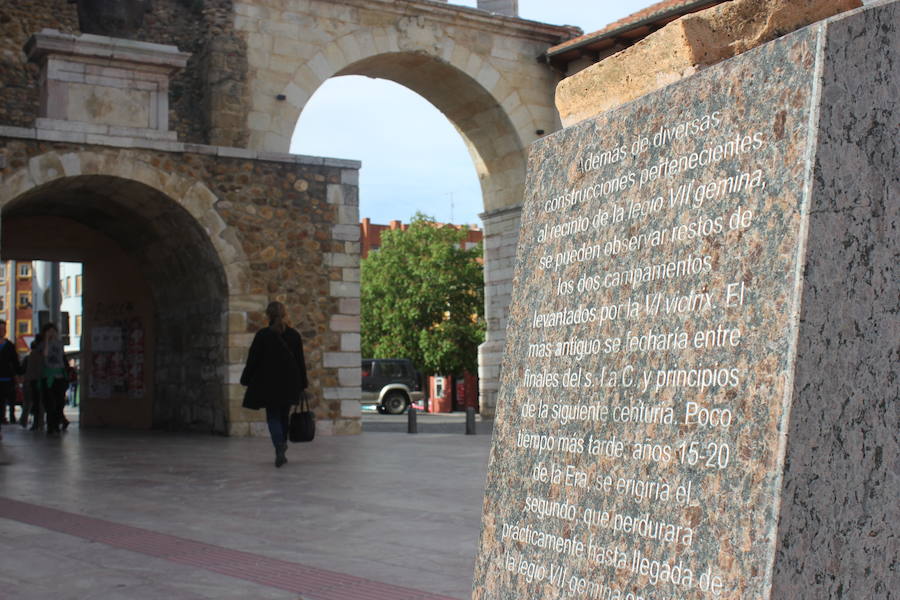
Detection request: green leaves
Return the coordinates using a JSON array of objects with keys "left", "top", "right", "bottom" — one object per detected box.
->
[{"left": 361, "top": 213, "right": 485, "bottom": 375}]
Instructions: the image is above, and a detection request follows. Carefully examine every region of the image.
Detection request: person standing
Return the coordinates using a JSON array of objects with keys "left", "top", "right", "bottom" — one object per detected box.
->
[
  {"left": 41, "top": 323, "right": 68, "bottom": 436},
  {"left": 240, "top": 301, "right": 308, "bottom": 467},
  {"left": 23, "top": 335, "right": 44, "bottom": 431},
  {"left": 0, "top": 320, "right": 22, "bottom": 439},
  {"left": 67, "top": 358, "right": 79, "bottom": 407}
]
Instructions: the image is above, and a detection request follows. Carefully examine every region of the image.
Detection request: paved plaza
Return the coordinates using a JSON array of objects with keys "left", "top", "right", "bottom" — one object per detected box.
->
[{"left": 0, "top": 411, "right": 493, "bottom": 599}]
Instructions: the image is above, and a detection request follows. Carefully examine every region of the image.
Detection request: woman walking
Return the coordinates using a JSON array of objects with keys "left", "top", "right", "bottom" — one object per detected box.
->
[{"left": 240, "top": 301, "right": 308, "bottom": 467}]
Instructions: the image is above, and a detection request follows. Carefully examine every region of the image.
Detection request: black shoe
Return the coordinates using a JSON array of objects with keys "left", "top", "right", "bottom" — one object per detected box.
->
[
  {"left": 62, "top": 419, "right": 70, "bottom": 431},
  {"left": 275, "top": 444, "right": 287, "bottom": 468}
]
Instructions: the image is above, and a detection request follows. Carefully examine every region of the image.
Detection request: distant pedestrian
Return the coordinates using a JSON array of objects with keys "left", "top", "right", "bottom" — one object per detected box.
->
[
  {"left": 41, "top": 324, "right": 69, "bottom": 436},
  {"left": 22, "top": 335, "right": 44, "bottom": 431},
  {"left": 67, "top": 358, "right": 79, "bottom": 407},
  {"left": 0, "top": 320, "right": 22, "bottom": 439},
  {"left": 240, "top": 301, "right": 308, "bottom": 467}
]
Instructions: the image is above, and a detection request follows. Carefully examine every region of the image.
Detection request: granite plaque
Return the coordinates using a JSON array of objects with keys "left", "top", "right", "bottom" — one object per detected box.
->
[{"left": 473, "top": 3, "right": 897, "bottom": 600}]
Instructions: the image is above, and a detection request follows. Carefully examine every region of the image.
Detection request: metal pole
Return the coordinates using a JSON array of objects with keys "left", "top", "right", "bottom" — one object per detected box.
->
[
  {"left": 407, "top": 406, "right": 418, "bottom": 434},
  {"left": 465, "top": 406, "right": 476, "bottom": 435}
]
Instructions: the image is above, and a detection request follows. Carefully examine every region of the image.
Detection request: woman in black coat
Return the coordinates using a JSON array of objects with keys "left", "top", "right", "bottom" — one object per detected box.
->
[{"left": 240, "top": 301, "right": 308, "bottom": 467}]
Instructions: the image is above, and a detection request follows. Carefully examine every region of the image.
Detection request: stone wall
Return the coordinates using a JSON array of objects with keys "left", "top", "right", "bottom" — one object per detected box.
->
[
  {"left": 0, "top": 0, "right": 246, "bottom": 145},
  {"left": 0, "top": 132, "right": 361, "bottom": 435}
]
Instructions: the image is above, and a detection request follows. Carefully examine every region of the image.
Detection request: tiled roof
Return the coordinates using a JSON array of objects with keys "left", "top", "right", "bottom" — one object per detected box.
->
[{"left": 546, "top": 0, "right": 726, "bottom": 60}]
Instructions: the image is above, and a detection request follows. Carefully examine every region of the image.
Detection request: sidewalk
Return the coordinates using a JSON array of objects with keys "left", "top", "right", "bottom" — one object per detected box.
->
[{"left": 0, "top": 413, "right": 493, "bottom": 600}]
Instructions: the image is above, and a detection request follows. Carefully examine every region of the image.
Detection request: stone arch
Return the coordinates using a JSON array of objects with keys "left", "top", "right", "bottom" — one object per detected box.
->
[
  {"left": 278, "top": 29, "right": 536, "bottom": 213},
  {"left": 0, "top": 149, "right": 252, "bottom": 433},
  {"left": 0, "top": 151, "right": 250, "bottom": 289}
]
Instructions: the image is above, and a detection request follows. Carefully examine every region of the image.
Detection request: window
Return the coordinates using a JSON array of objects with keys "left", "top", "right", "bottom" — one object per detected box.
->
[
  {"left": 17, "top": 263, "right": 31, "bottom": 279},
  {"left": 75, "top": 275, "right": 83, "bottom": 296},
  {"left": 0, "top": 297, "right": 5, "bottom": 311},
  {"left": 75, "top": 315, "right": 82, "bottom": 336},
  {"left": 16, "top": 320, "right": 31, "bottom": 336},
  {"left": 0, "top": 264, "right": 6, "bottom": 281},
  {"left": 64, "top": 277, "right": 71, "bottom": 297},
  {"left": 17, "top": 291, "right": 31, "bottom": 308}
]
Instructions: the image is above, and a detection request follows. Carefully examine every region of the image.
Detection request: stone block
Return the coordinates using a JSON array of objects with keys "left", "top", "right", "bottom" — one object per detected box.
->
[
  {"left": 38, "top": 129, "right": 88, "bottom": 144},
  {"left": 337, "top": 367, "right": 360, "bottom": 386},
  {"left": 323, "top": 352, "right": 360, "bottom": 368},
  {"left": 315, "top": 419, "right": 334, "bottom": 436},
  {"left": 329, "top": 281, "right": 360, "bottom": 298},
  {"left": 556, "top": 0, "right": 861, "bottom": 126},
  {"left": 340, "top": 401, "right": 362, "bottom": 418},
  {"left": 249, "top": 421, "right": 269, "bottom": 437},
  {"left": 474, "top": 4, "right": 897, "bottom": 598},
  {"left": 340, "top": 333, "right": 361, "bottom": 352},
  {"left": 337, "top": 204, "right": 359, "bottom": 225},
  {"left": 324, "top": 253, "right": 358, "bottom": 268},
  {"left": 329, "top": 314, "right": 359, "bottom": 333},
  {"left": 338, "top": 298, "right": 361, "bottom": 315},
  {"left": 332, "top": 417, "right": 362, "bottom": 435},
  {"left": 228, "top": 422, "right": 250, "bottom": 437},
  {"left": 331, "top": 224, "right": 359, "bottom": 241},
  {"left": 341, "top": 268, "right": 360, "bottom": 283},
  {"left": 321, "top": 386, "right": 361, "bottom": 400}
]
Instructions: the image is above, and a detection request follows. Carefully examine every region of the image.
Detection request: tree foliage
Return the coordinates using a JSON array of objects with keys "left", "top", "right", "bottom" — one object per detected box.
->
[{"left": 361, "top": 213, "right": 485, "bottom": 375}]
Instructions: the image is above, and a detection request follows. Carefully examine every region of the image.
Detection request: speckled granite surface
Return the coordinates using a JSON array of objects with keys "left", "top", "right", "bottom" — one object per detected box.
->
[
  {"left": 472, "top": 2, "right": 897, "bottom": 599},
  {"left": 771, "top": 1, "right": 898, "bottom": 598}
]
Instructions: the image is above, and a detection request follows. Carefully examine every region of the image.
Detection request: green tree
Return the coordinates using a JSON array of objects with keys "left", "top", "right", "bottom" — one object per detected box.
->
[{"left": 361, "top": 213, "right": 485, "bottom": 375}]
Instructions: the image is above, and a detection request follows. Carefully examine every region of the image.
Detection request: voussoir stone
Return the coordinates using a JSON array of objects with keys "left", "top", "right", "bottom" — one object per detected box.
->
[{"left": 556, "top": 0, "right": 861, "bottom": 127}]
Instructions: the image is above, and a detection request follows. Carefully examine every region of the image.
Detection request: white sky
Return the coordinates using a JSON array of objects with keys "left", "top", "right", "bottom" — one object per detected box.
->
[{"left": 290, "top": 1, "right": 659, "bottom": 227}]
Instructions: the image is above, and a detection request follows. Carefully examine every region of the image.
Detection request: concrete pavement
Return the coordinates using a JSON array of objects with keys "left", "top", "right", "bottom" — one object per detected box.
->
[{"left": 0, "top": 410, "right": 493, "bottom": 599}]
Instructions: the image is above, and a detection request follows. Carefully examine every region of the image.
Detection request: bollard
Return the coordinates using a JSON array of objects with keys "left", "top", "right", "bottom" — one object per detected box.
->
[
  {"left": 465, "top": 406, "right": 476, "bottom": 435},
  {"left": 407, "top": 406, "right": 418, "bottom": 434}
]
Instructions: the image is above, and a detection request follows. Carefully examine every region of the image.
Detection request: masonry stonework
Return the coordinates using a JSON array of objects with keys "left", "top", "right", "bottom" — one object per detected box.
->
[
  {"left": 0, "top": 131, "right": 361, "bottom": 435},
  {"left": 0, "top": 0, "right": 584, "bottom": 430},
  {"left": 0, "top": 0, "right": 246, "bottom": 145}
]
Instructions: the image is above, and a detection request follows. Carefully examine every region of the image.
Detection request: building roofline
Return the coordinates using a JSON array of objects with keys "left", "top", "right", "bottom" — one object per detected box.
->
[{"left": 543, "top": 0, "right": 725, "bottom": 64}]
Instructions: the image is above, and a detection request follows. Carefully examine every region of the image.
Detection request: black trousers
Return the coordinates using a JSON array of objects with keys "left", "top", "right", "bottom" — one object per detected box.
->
[
  {"left": 0, "top": 380, "right": 14, "bottom": 429},
  {"left": 43, "top": 378, "right": 68, "bottom": 433},
  {"left": 265, "top": 405, "right": 290, "bottom": 448}
]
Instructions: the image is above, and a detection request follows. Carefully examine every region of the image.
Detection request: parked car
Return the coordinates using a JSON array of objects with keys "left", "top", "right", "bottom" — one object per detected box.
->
[{"left": 361, "top": 358, "right": 424, "bottom": 414}]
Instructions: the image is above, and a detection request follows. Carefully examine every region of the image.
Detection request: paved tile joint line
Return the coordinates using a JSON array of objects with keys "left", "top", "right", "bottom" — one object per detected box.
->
[{"left": 0, "top": 497, "right": 457, "bottom": 600}]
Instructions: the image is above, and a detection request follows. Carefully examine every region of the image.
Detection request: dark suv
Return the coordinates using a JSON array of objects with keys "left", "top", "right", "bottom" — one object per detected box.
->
[{"left": 361, "top": 358, "right": 424, "bottom": 414}]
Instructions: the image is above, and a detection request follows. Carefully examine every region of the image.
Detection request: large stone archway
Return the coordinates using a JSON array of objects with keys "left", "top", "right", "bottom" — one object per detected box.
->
[
  {"left": 0, "top": 151, "right": 249, "bottom": 432},
  {"left": 0, "top": 0, "right": 580, "bottom": 422},
  {"left": 235, "top": 0, "right": 575, "bottom": 415}
]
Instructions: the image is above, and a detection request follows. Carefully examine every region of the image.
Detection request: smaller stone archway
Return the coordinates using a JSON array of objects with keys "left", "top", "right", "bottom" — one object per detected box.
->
[
  {"left": 0, "top": 150, "right": 252, "bottom": 433},
  {"left": 237, "top": 1, "right": 573, "bottom": 416}
]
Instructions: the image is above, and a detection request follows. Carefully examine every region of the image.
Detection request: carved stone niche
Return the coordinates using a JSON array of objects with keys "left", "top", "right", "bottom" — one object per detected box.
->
[{"left": 24, "top": 29, "right": 189, "bottom": 141}]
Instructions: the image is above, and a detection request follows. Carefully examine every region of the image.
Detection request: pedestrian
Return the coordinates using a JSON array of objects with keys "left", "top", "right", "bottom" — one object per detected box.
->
[
  {"left": 41, "top": 323, "right": 69, "bottom": 436},
  {"left": 0, "top": 320, "right": 22, "bottom": 439},
  {"left": 240, "top": 301, "right": 308, "bottom": 467},
  {"left": 23, "top": 335, "right": 44, "bottom": 431},
  {"left": 67, "top": 358, "right": 79, "bottom": 407}
]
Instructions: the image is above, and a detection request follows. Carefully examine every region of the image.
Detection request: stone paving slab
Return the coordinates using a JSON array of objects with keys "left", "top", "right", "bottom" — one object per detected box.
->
[{"left": 0, "top": 419, "right": 492, "bottom": 599}]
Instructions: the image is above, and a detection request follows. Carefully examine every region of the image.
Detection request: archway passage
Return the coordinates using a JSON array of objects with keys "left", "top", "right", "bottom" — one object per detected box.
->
[
  {"left": 2, "top": 175, "right": 229, "bottom": 433},
  {"left": 332, "top": 52, "right": 527, "bottom": 215}
]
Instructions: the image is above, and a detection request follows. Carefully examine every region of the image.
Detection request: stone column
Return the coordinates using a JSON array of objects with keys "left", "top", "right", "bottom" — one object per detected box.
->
[
  {"left": 477, "top": 205, "right": 521, "bottom": 419},
  {"left": 321, "top": 168, "right": 363, "bottom": 435}
]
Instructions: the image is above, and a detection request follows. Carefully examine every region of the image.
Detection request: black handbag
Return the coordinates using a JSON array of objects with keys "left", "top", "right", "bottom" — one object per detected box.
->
[{"left": 289, "top": 392, "right": 315, "bottom": 443}]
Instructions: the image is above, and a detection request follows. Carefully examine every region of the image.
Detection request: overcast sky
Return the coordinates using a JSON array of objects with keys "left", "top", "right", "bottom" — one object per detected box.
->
[{"left": 290, "top": 1, "right": 659, "bottom": 227}]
